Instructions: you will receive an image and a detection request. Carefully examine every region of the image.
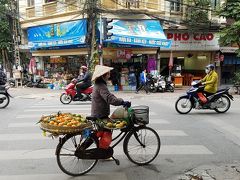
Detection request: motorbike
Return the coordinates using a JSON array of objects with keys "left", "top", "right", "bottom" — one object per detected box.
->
[
  {"left": 164, "top": 76, "right": 174, "bottom": 92},
  {"left": 148, "top": 75, "right": 167, "bottom": 93},
  {"left": 175, "top": 81, "right": 234, "bottom": 114},
  {"left": 60, "top": 79, "right": 93, "bottom": 104},
  {"left": 0, "top": 85, "right": 12, "bottom": 108},
  {"left": 25, "top": 77, "right": 45, "bottom": 88}
]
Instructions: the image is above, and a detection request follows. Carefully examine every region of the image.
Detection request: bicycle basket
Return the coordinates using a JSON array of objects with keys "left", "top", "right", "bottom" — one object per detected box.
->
[{"left": 131, "top": 106, "right": 149, "bottom": 125}]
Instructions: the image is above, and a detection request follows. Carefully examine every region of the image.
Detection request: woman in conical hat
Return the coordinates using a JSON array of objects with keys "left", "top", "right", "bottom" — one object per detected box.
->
[{"left": 91, "top": 65, "right": 131, "bottom": 149}]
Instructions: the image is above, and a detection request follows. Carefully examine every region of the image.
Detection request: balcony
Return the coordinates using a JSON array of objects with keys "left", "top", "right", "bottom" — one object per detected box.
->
[
  {"left": 65, "top": 0, "right": 78, "bottom": 11},
  {"left": 43, "top": 1, "right": 57, "bottom": 16},
  {"left": 26, "top": 6, "right": 35, "bottom": 18}
]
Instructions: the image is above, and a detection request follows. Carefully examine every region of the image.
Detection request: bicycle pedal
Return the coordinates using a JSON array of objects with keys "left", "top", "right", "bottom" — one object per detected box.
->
[{"left": 111, "top": 156, "right": 120, "bottom": 166}]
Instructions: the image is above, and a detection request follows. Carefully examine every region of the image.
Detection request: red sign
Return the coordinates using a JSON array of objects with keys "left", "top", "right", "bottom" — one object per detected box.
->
[
  {"left": 220, "top": 54, "right": 224, "bottom": 61},
  {"left": 167, "top": 33, "right": 214, "bottom": 41}
]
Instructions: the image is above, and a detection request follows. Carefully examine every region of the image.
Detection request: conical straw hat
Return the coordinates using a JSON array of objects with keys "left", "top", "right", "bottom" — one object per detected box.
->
[{"left": 91, "top": 65, "right": 114, "bottom": 81}]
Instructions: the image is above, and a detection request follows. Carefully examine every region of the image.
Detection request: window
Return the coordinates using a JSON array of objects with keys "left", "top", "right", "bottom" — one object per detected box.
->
[
  {"left": 27, "top": 0, "right": 34, "bottom": 7},
  {"left": 170, "top": 0, "right": 181, "bottom": 12}
]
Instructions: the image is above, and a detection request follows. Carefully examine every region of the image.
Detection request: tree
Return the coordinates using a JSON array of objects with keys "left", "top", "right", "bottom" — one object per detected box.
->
[
  {"left": 219, "top": 0, "right": 240, "bottom": 55},
  {"left": 0, "top": 0, "right": 12, "bottom": 72},
  {"left": 184, "top": 0, "right": 211, "bottom": 30}
]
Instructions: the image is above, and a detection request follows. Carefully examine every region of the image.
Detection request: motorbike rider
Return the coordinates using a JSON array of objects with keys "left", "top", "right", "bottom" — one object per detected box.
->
[
  {"left": 91, "top": 65, "right": 131, "bottom": 149},
  {"left": 200, "top": 64, "right": 218, "bottom": 97},
  {"left": 0, "top": 67, "right": 7, "bottom": 86},
  {"left": 76, "top": 65, "right": 92, "bottom": 100}
]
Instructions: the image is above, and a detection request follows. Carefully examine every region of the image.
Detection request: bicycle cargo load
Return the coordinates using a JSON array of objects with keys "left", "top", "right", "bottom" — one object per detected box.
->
[
  {"left": 38, "top": 112, "right": 92, "bottom": 135},
  {"left": 131, "top": 105, "right": 149, "bottom": 125}
]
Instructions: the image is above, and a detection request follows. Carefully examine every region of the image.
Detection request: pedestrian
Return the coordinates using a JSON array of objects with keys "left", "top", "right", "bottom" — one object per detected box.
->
[
  {"left": 91, "top": 65, "right": 131, "bottom": 149},
  {"left": 135, "top": 69, "right": 149, "bottom": 94},
  {"left": 0, "top": 67, "right": 7, "bottom": 86}
]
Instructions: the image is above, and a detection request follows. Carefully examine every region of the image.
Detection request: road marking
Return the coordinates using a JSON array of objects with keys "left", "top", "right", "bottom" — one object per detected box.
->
[
  {"left": 8, "top": 122, "right": 38, "bottom": 127},
  {"left": 24, "top": 108, "right": 90, "bottom": 112},
  {"left": 30, "top": 105, "right": 91, "bottom": 108},
  {"left": 0, "top": 145, "right": 213, "bottom": 160},
  {"left": 0, "top": 173, "right": 128, "bottom": 180},
  {"left": 0, "top": 130, "right": 187, "bottom": 141}
]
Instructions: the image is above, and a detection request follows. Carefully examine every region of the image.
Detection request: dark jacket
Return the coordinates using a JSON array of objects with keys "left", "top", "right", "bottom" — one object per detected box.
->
[
  {"left": 0, "top": 69, "right": 7, "bottom": 85},
  {"left": 80, "top": 71, "right": 92, "bottom": 87},
  {"left": 91, "top": 77, "right": 123, "bottom": 118}
]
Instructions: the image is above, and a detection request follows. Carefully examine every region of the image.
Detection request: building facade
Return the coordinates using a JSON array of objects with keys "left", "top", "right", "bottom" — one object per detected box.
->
[{"left": 19, "top": 0, "right": 226, "bottom": 89}]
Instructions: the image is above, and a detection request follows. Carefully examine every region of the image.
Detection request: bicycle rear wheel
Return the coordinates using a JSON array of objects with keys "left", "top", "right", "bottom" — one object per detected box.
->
[
  {"left": 56, "top": 134, "right": 98, "bottom": 176},
  {"left": 123, "top": 126, "right": 161, "bottom": 165}
]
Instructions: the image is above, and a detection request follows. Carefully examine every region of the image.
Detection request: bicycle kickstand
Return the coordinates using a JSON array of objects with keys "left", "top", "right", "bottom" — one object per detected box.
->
[{"left": 111, "top": 156, "right": 120, "bottom": 166}]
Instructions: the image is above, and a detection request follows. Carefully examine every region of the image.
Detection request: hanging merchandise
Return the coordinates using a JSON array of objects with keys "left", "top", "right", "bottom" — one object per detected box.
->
[{"left": 147, "top": 55, "right": 157, "bottom": 73}]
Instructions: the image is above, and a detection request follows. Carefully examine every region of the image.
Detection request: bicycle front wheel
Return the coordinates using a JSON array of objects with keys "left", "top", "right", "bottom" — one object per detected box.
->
[
  {"left": 56, "top": 134, "right": 98, "bottom": 176},
  {"left": 123, "top": 126, "right": 161, "bottom": 165}
]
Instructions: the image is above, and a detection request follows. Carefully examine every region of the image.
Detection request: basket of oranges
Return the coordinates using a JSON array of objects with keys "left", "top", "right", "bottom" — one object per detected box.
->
[{"left": 39, "top": 112, "right": 92, "bottom": 135}]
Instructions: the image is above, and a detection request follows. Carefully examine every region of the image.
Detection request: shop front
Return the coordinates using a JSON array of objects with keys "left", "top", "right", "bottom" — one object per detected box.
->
[
  {"left": 161, "top": 31, "right": 220, "bottom": 87},
  {"left": 27, "top": 19, "right": 89, "bottom": 89},
  {"left": 101, "top": 19, "right": 172, "bottom": 91}
]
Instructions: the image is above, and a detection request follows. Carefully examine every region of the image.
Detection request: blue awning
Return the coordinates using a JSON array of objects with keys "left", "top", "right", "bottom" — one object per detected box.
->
[
  {"left": 103, "top": 20, "right": 172, "bottom": 48},
  {"left": 27, "top": 19, "right": 87, "bottom": 50},
  {"left": 223, "top": 54, "right": 240, "bottom": 65}
]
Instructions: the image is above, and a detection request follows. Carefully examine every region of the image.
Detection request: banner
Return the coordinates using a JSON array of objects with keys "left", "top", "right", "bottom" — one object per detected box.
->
[
  {"left": 104, "top": 20, "right": 172, "bottom": 48},
  {"left": 28, "top": 19, "right": 87, "bottom": 49}
]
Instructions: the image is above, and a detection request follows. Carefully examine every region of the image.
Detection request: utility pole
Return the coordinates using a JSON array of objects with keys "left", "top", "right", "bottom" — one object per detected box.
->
[{"left": 10, "top": 0, "right": 21, "bottom": 69}]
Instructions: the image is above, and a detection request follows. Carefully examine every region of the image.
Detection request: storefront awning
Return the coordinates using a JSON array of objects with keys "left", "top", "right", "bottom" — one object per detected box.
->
[
  {"left": 31, "top": 48, "right": 89, "bottom": 56},
  {"left": 27, "top": 19, "right": 87, "bottom": 50},
  {"left": 104, "top": 20, "right": 172, "bottom": 48}
]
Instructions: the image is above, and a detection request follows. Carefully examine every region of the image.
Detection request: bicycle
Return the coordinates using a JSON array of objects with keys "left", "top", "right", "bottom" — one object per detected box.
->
[{"left": 55, "top": 105, "right": 161, "bottom": 176}]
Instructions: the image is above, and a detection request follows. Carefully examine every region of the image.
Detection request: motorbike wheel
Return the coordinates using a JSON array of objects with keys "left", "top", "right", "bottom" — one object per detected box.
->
[
  {"left": 149, "top": 86, "right": 157, "bottom": 93},
  {"left": 0, "top": 93, "right": 10, "bottom": 108},
  {"left": 169, "top": 86, "right": 174, "bottom": 92},
  {"left": 60, "top": 93, "right": 72, "bottom": 104},
  {"left": 214, "top": 95, "right": 231, "bottom": 113},
  {"left": 175, "top": 97, "right": 193, "bottom": 114}
]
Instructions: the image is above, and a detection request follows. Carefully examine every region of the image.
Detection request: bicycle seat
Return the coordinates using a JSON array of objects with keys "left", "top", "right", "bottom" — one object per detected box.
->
[{"left": 86, "top": 116, "right": 97, "bottom": 121}]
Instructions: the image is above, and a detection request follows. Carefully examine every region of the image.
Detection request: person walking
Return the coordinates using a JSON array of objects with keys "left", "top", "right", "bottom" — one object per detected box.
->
[
  {"left": 135, "top": 69, "right": 149, "bottom": 94},
  {"left": 0, "top": 67, "right": 7, "bottom": 86}
]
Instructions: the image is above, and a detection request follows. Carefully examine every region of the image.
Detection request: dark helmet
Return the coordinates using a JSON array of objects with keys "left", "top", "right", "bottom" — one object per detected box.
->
[{"left": 206, "top": 64, "right": 214, "bottom": 70}]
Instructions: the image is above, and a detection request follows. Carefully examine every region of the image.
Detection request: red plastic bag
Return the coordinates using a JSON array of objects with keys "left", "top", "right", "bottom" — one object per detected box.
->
[
  {"left": 96, "top": 131, "right": 112, "bottom": 149},
  {"left": 197, "top": 92, "right": 207, "bottom": 103}
]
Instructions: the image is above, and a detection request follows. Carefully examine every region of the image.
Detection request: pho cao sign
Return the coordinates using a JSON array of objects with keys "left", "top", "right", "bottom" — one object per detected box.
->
[{"left": 164, "top": 32, "right": 219, "bottom": 51}]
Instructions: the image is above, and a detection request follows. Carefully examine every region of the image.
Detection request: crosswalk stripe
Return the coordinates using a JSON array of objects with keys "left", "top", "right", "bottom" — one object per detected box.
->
[
  {"left": 0, "top": 130, "right": 187, "bottom": 141},
  {"left": 0, "top": 145, "right": 213, "bottom": 160},
  {"left": 0, "top": 172, "right": 128, "bottom": 180},
  {"left": 24, "top": 108, "right": 90, "bottom": 112},
  {"left": 30, "top": 105, "right": 91, "bottom": 108},
  {"left": 8, "top": 119, "right": 170, "bottom": 128}
]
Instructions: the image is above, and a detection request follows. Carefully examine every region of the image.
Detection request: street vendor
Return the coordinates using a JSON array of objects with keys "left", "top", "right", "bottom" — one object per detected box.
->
[{"left": 91, "top": 65, "right": 131, "bottom": 149}]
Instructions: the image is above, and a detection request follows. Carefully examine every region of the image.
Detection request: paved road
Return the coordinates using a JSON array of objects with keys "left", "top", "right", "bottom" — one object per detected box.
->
[{"left": 0, "top": 87, "right": 240, "bottom": 180}]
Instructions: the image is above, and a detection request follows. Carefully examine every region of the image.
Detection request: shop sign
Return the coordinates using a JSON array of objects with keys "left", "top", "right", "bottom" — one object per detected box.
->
[
  {"left": 28, "top": 19, "right": 87, "bottom": 49},
  {"left": 117, "top": 49, "right": 132, "bottom": 59},
  {"left": 103, "top": 20, "right": 172, "bottom": 48},
  {"left": 164, "top": 32, "right": 219, "bottom": 51}
]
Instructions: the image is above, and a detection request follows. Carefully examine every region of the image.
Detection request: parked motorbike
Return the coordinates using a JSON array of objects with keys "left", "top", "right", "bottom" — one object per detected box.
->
[
  {"left": 8, "top": 78, "right": 16, "bottom": 88},
  {"left": 175, "top": 81, "right": 233, "bottom": 114},
  {"left": 164, "top": 76, "right": 174, "bottom": 92},
  {"left": 60, "top": 79, "right": 93, "bottom": 104},
  {"left": 25, "top": 77, "right": 45, "bottom": 88},
  {"left": 0, "top": 85, "right": 12, "bottom": 108},
  {"left": 148, "top": 75, "right": 167, "bottom": 93}
]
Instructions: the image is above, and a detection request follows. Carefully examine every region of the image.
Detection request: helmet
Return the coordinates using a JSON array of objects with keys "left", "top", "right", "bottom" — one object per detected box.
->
[
  {"left": 81, "top": 65, "right": 88, "bottom": 70},
  {"left": 206, "top": 64, "right": 214, "bottom": 70}
]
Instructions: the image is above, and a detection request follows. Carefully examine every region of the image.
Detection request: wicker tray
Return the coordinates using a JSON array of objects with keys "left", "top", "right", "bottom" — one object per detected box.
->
[{"left": 40, "top": 121, "right": 92, "bottom": 135}]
